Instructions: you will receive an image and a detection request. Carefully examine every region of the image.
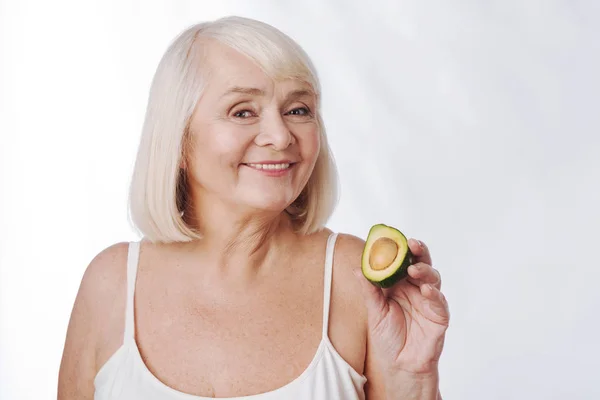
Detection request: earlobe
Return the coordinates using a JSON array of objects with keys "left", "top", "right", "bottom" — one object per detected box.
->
[{"left": 180, "top": 156, "right": 188, "bottom": 171}]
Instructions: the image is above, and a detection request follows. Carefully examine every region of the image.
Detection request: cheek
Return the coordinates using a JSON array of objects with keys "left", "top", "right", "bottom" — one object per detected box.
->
[
  {"left": 214, "top": 131, "right": 243, "bottom": 154},
  {"left": 301, "top": 127, "right": 321, "bottom": 162},
  {"left": 195, "top": 127, "right": 252, "bottom": 166}
]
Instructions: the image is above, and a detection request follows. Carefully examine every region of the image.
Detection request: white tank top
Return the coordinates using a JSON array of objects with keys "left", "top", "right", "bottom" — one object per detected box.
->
[{"left": 94, "top": 232, "right": 367, "bottom": 399}]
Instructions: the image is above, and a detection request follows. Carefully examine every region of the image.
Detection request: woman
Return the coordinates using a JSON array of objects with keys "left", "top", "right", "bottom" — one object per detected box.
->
[{"left": 58, "top": 16, "right": 449, "bottom": 400}]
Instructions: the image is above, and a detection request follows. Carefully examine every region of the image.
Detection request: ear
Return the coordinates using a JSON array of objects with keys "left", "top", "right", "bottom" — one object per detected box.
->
[{"left": 180, "top": 155, "right": 187, "bottom": 171}]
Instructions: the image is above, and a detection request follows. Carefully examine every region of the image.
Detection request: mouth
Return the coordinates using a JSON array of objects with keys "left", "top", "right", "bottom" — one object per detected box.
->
[
  {"left": 243, "top": 162, "right": 293, "bottom": 171},
  {"left": 241, "top": 161, "right": 297, "bottom": 176}
]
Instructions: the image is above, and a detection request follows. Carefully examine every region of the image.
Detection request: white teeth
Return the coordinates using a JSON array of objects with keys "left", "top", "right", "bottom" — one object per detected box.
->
[{"left": 246, "top": 163, "right": 291, "bottom": 170}]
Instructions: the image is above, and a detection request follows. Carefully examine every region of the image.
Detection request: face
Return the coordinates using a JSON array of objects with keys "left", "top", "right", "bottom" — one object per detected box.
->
[{"left": 184, "top": 41, "right": 320, "bottom": 214}]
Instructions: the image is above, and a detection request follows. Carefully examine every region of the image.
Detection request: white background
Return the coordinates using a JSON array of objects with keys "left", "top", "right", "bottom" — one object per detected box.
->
[{"left": 1, "top": 1, "right": 599, "bottom": 399}]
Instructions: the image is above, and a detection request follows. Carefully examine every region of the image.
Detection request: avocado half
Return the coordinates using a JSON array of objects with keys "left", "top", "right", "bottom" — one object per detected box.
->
[{"left": 361, "top": 224, "right": 413, "bottom": 288}]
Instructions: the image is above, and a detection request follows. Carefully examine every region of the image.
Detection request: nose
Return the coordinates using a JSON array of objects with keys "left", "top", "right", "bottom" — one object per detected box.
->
[{"left": 254, "top": 111, "right": 293, "bottom": 150}]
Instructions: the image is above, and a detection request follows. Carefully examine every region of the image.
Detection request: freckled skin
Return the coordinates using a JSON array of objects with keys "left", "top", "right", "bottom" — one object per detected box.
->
[{"left": 64, "top": 40, "right": 369, "bottom": 399}]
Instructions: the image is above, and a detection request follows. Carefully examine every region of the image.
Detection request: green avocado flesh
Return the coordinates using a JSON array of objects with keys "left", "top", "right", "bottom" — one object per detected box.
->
[{"left": 361, "top": 224, "right": 413, "bottom": 288}]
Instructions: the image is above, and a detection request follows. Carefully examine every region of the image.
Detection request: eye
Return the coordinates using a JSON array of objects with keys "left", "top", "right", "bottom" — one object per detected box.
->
[
  {"left": 286, "top": 107, "right": 312, "bottom": 117},
  {"left": 232, "top": 109, "right": 256, "bottom": 119}
]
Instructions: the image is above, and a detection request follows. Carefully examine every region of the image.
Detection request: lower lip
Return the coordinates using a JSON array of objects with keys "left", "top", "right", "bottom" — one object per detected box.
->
[{"left": 243, "top": 164, "right": 295, "bottom": 177}]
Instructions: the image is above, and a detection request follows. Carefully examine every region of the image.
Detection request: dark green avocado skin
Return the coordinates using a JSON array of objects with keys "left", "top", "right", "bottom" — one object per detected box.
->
[
  {"left": 366, "top": 251, "right": 413, "bottom": 288},
  {"left": 361, "top": 223, "right": 414, "bottom": 288}
]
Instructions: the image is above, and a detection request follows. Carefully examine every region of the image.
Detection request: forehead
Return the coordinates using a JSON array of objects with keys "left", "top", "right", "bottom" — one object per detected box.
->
[{"left": 201, "top": 40, "right": 314, "bottom": 97}]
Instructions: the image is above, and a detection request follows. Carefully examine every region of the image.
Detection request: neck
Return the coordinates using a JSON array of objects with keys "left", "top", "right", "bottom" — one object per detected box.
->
[{"left": 181, "top": 197, "right": 294, "bottom": 278}]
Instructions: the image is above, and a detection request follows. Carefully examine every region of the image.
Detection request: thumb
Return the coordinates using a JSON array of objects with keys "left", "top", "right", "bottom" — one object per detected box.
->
[{"left": 353, "top": 268, "right": 389, "bottom": 325}]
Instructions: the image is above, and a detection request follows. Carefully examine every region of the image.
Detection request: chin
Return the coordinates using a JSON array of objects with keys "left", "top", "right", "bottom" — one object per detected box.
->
[{"left": 242, "top": 193, "right": 295, "bottom": 213}]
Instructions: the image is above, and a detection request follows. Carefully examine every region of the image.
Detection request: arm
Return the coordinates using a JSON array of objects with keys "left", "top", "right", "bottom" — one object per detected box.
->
[
  {"left": 334, "top": 234, "right": 393, "bottom": 400},
  {"left": 355, "top": 238, "right": 449, "bottom": 400},
  {"left": 334, "top": 233, "right": 446, "bottom": 399},
  {"left": 57, "top": 242, "right": 128, "bottom": 399},
  {"left": 376, "top": 371, "right": 441, "bottom": 400},
  {"left": 363, "top": 319, "right": 441, "bottom": 400},
  {"left": 363, "top": 332, "right": 389, "bottom": 399}
]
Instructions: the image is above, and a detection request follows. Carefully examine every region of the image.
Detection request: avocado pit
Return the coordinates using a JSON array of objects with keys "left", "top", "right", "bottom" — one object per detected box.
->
[{"left": 369, "top": 237, "right": 398, "bottom": 270}]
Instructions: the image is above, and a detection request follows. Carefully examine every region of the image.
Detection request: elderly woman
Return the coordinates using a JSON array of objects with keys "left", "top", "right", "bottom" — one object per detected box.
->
[{"left": 58, "top": 16, "right": 449, "bottom": 400}]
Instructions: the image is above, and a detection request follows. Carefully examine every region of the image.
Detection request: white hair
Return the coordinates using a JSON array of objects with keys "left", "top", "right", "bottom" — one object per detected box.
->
[{"left": 128, "top": 15, "right": 339, "bottom": 243}]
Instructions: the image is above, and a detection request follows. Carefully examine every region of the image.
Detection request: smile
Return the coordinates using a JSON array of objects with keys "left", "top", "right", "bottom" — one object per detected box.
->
[{"left": 245, "top": 163, "right": 291, "bottom": 171}]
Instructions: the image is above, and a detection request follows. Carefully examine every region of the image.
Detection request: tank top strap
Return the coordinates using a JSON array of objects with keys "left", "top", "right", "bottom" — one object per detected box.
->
[
  {"left": 322, "top": 232, "right": 338, "bottom": 339},
  {"left": 124, "top": 241, "right": 141, "bottom": 342}
]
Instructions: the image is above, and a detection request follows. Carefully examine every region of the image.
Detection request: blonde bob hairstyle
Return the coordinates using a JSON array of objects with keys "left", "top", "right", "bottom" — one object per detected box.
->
[{"left": 128, "top": 16, "right": 339, "bottom": 243}]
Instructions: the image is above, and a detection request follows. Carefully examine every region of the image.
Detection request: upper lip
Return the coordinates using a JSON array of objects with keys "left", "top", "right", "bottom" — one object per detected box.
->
[{"left": 244, "top": 160, "right": 296, "bottom": 164}]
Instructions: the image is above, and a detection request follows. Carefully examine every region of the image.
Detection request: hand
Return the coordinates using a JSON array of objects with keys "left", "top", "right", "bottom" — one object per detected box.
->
[{"left": 355, "top": 238, "right": 450, "bottom": 376}]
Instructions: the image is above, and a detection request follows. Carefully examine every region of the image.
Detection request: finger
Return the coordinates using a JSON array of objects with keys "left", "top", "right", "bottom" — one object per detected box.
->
[
  {"left": 408, "top": 238, "right": 432, "bottom": 266},
  {"left": 407, "top": 262, "right": 442, "bottom": 289},
  {"left": 421, "top": 284, "right": 450, "bottom": 324},
  {"left": 353, "top": 268, "right": 389, "bottom": 328}
]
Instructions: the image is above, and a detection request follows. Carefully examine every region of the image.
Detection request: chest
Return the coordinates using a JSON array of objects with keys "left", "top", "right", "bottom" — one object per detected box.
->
[{"left": 133, "top": 267, "right": 325, "bottom": 397}]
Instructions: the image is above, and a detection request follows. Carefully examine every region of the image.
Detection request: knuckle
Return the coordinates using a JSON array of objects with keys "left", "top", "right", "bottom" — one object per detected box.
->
[{"left": 439, "top": 290, "right": 447, "bottom": 302}]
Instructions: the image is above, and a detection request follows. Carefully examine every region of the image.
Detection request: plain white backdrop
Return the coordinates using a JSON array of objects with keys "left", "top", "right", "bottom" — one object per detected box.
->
[{"left": 1, "top": 0, "right": 599, "bottom": 399}]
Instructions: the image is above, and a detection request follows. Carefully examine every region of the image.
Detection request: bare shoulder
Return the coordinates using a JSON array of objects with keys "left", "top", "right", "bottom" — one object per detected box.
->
[
  {"left": 331, "top": 232, "right": 367, "bottom": 318},
  {"left": 57, "top": 241, "right": 131, "bottom": 399},
  {"left": 328, "top": 232, "right": 369, "bottom": 375},
  {"left": 77, "top": 241, "right": 130, "bottom": 326},
  {"left": 83, "top": 241, "right": 130, "bottom": 289},
  {"left": 334, "top": 232, "right": 366, "bottom": 270}
]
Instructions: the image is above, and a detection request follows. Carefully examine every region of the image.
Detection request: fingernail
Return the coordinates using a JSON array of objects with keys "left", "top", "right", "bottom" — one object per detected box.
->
[
  {"left": 410, "top": 238, "right": 423, "bottom": 249},
  {"left": 418, "top": 240, "right": 425, "bottom": 248}
]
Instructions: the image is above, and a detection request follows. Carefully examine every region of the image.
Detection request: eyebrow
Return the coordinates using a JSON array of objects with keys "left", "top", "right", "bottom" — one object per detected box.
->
[
  {"left": 221, "top": 86, "right": 315, "bottom": 100},
  {"left": 222, "top": 86, "right": 266, "bottom": 97}
]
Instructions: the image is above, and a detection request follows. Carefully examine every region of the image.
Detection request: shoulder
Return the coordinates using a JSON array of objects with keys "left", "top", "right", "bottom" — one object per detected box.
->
[
  {"left": 86, "top": 241, "right": 130, "bottom": 275},
  {"left": 58, "top": 241, "right": 132, "bottom": 398},
  {"left": 330, "top": 232, "right": 367, "bottom": 315},
  {"left": 72, "top": 240, "right": 132, "bottom": 342},
  {"left": 80, "top": 241, "right": 131, "bottom": 309},
  {"left": 333, "top": 232, "right": 366, "bottom": 268},
  {"left": 61, "top": 242, "right": 131, "bottom": 364},
  {"left": 306, "top": 229, "right": 365, "bottom": 281},
  {"left": 82, "top": 242, "right": 133, "bottom": 356},
  {"left": 327, "top": 232, "right": 369, "bottom": 373}
]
